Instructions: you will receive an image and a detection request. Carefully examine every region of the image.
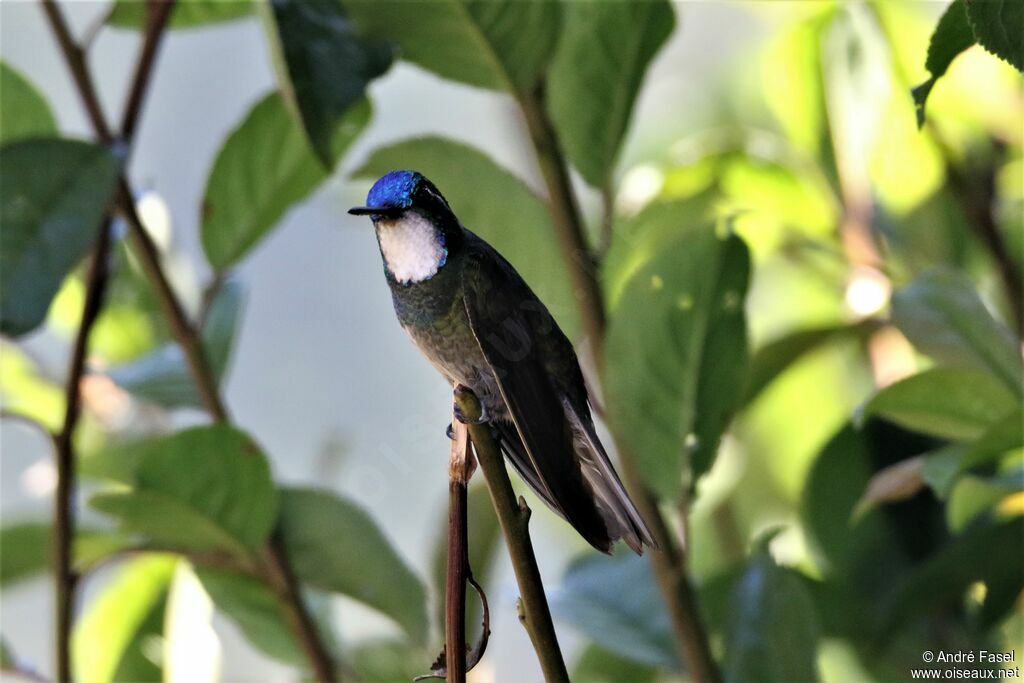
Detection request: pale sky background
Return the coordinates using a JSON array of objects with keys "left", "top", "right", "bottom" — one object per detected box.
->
[{"left": 0, "top": 2, "right": 773, "bottom": 680}]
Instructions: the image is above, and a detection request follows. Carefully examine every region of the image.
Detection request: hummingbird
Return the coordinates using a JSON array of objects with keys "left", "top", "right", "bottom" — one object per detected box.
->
[{"left": 349, "top": 170, "right": 655, "bottom": 554}]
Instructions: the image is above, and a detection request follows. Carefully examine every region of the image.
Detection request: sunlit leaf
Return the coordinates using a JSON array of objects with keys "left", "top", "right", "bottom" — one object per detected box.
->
[
  {"left": 108, "top": 0, "right": 254, "bottom": 29},
  {"left": 344, "top": 0, "right": 560, "bottom": 91},
  {"left": 551, "top": 553, "right": 678, "bottom": 670},
  {"left": 0, "top": 139, "right": 119, "bottom": 336},
  {"left": 742, "top": 321, "right": 878, "bottom": 407},
  {"left": 195, "top": 566, "right": 303, "bottom": 664},
  {"left": 0, "top": 341, "right": 64, "bottom": 431},
  {"left": 278, "top": 487, "right": 428, "bottom": 643},
  {"left": 106, "top": 280, "right": 245, "bottom": 409},
  {"left": 0, "top": 61, "right": 57, "bottom": 145},
  {"left": 891, "top": 270, "right": 1023, "bottom": 394},
  {"left": 723, "top": 549, "right": 820, "bottom": 683},
  {"left": 352, "top": 136, "right": 579, "bottom": 336},
  {"left": 911, "top": 0, "right": 976, "bottom": 126},
  {"left": 947, "top": 474, "right": 1020, "bottom": 532},
  {"left": 964, "top": 0, "right": 1024, "bottom": 72},
  {"left": 89, "top": 426, "right": 278, "bottom": 557},
  {"left": 962, "top": 409, "right": 1024, "bottom": 470},
  {"left": 263, "top": 0, "right": 392, "bottom": 168},
  {"left": 864, "top": 367, "right": 1019, "bottom": 441},
  {"left": 73, "top": 554, "right": 177, "bottom": 683},
  {"left": 606, "top": 227, "right": 750, "bottom": 498},
  {"left": 546, "top": 0, "right": 674, "bottom": 187},
  {"left": 201, "top": 92, "right": 369, "bottom": 270}
]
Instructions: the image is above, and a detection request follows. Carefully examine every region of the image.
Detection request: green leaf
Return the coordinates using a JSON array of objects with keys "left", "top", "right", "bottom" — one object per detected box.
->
[
  {"left": 891, "top": 270, "right": 1023, "bottom": 394},
  {"left": 344, "top": 0, "right": 560, "bottom": 91},
  {"left": 864, "top": 367, "right": 1018, "bottom": 441},
  {"left": 107, "top": 280, "right": 245, "bottom": 409},
  {"left": 352, "top": 136, "right": 579, "bottom": 336},
  {"left": 946, "top": 475, "right": 1017, "bottom": 532},
  {"left": 201, "top": 92, "right": 369, "bottom": 270},
  {"left": 551, "top": 553, "right": 678, "bottom": 670},
  {"left": 962, "top": 409, "right": 1024, "bottom": 469},
  {"left": 880, "top": 515, "right": 1024, "bottom": 635},
  {"left": 921, "top": 444, "right": 971, "bottom": 498},
  {"left": 546, "top": 0, "right": 675, "bottom": 187},
  {"left": 108, "top": 0, "right": 254, "bottom": 30},
  {"left": 605, "top": 227, "right": 750, "bottom": 498},
  {"left": 0, "top": 522, "right": 130, "bottom": 587},
  {"left": 195, "top": 566, "right": 304, "bottom": 664},
  {"left": 572, "top": 644, "right": 658, "bottom": 683},
  {"left": 0, "top": 62, "right": 57, "bottom": 144},
  {"left": 350, "top": 638, "right": 426, "bottom": 683},
  {"left": 278, "top": 487, "right": 428, "bottom": 643},
  {"left": 911, "top": 0, "right": 977, "bottom": 126},
  {"left": 89, "top": 426, "right": 278, "bottom": 556},
  {"left": 73, "top": 555, "right": 176, "bottom": 683},
  {"left": 430, "top": 482, "right": 500, "bottom": 631},
  {"left": 723, "top": 552, "right": 820, "bottom": 683},
  {"left": 742, "top": 321, "right": 879, "bottom": 407},
  {"left": 0, "top": 341, "right": 64, "bottom": 430},
  {"left": 0, "top": 139, "right": 120, "bottom": 336},
  {"left": 964, "top": 0, "right": 1024, "bottom": 72},
  {"left": 263, "top": 0, "right": 392, "bottom": 168}
]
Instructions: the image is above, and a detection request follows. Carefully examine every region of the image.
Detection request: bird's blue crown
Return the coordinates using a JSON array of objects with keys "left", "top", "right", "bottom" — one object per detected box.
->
[{"left": 366, "top": 170, "right": 421, "bottom": 209}]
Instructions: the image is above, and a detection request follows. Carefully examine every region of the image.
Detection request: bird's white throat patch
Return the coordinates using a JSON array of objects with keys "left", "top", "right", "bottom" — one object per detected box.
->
[{"left": 376, "top": 213, "right": 447, "bottom": 284}]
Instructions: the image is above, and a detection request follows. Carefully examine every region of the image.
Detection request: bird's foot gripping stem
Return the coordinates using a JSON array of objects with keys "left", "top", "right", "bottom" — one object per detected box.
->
[{"left": 452, "top": 385, "right": 488, "bottom": 425}]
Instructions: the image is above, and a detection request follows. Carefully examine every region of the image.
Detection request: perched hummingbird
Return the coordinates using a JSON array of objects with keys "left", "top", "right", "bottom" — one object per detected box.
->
[{"left": 350, "top": 170, "right": 655, "bottom": 554}]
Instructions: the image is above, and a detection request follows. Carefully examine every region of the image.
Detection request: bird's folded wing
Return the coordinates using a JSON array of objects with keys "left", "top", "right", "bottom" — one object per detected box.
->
[{"left": 460, "top": 248, "right": 609, "bottom": 549}]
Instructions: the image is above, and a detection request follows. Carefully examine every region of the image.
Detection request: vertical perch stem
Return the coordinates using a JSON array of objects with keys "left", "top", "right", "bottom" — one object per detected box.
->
[
  {"left": 454, "top": 387, "right": 569, "bottom": 683},
  {"left": 445, "top": 418, "right": 472, "bottom": 683}
]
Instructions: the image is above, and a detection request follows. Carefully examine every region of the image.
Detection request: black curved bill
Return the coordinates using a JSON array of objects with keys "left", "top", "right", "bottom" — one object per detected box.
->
[{"left": 348, "top": 206, "right": 403, "bottom": 217}]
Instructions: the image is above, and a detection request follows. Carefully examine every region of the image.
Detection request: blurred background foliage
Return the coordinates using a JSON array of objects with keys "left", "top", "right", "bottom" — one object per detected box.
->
[{"left": 0, "top": 1, "right": 1021, "bottom": 682}]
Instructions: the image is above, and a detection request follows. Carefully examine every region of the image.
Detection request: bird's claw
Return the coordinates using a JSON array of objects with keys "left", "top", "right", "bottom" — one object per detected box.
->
[
  {"left": 453, "top": 401, "right": 488, "bottom": 425},
  {"left": 446, "top": 423, "right": 456, "bottom": 440}
]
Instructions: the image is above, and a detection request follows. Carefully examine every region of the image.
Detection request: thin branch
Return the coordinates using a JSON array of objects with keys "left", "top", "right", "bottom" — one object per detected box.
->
[
  {"left": 53, "top": 217, "right": 113, "bottom": 683},
  {"left": 41, "top": 3, "right": 337, "bottom": 681},
  {"left": 39, "top": 0, "right": 113, "bottom": 143},
  {"left": 453, "top": 387, "right": 569, "bottom": 683},
  {"left": 445, "top": 417, "right": 473, "bottom": 683},
  {"left": 515, "top": 81, "right": 722, "bottom": 683},
  {"left": 120, "top": 0, "right": 175, "bottom": 143},
  {"left": 517, "top": 82, "right": 606, "bottom": 360}
]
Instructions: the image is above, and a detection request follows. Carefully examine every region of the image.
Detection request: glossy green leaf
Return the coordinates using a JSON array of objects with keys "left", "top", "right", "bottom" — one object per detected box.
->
[
  {"left": 864, "top": 367, "right": 1018, "bottom": 441},
  {"left": 891, "top": 270, "right": 1023, "bottom": 394},
  {"left": 964, "top": 0, "right": 1024, "bottom": 72},
  {"left": 605, "top": 227, "right": 750, "bottom": 498},
  {"left": 551, "top": 553, "right": 678, "bottom": 670},
  {"left": 89, "top": 426, "right": 278, "bottom": 557},
  {"left": 547, "top": 0, "right": 674, "bottom": 187},
  {"left": 911, "top": 0, "right": 976, "bottom": 126},
  {"left": 344, "top": 0, "right": 560, "bottom": 91},
  {"left": 742, "top": 321, "right": 878, "bottom": 407},
  {"left": 430, "top": 482, "right": 500, "bottom": 631},
  {"left": 278, "top": 487, "right": 428, "bottom": 643},
  {"left": 0, "top": 62, "right": 57, "bottom": 144},
  {"left": 108, "top": 0, "right": 254, "bottom": 30},
  {"left": 195, "top": 566, "right": 303, "bottom": 664},
  {"left": 0, "top": 139, "right": 119, "bottom": 336},
  {"left": 352, "top": 136, "right": 579, "bottom": 335},
  {"left": 724, "top": 551, "right": 820, "bottom": 683},
  {"left": 107, "top": 280, "right": 245, "bottom": 409},
  {"left": 263, "top": 0, "right": 392, "bottom": 167},
  {"left": 201, "top": 92, "right": 369, "bottom": 270},
  {"left": 73, "top": 555, "right": 176, "bottom": 683}
]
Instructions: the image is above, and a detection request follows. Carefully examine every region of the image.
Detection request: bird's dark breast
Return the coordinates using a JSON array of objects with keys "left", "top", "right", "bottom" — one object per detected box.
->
[{"left": 387, "top": 262, "right": 507, "bottom": 416}]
